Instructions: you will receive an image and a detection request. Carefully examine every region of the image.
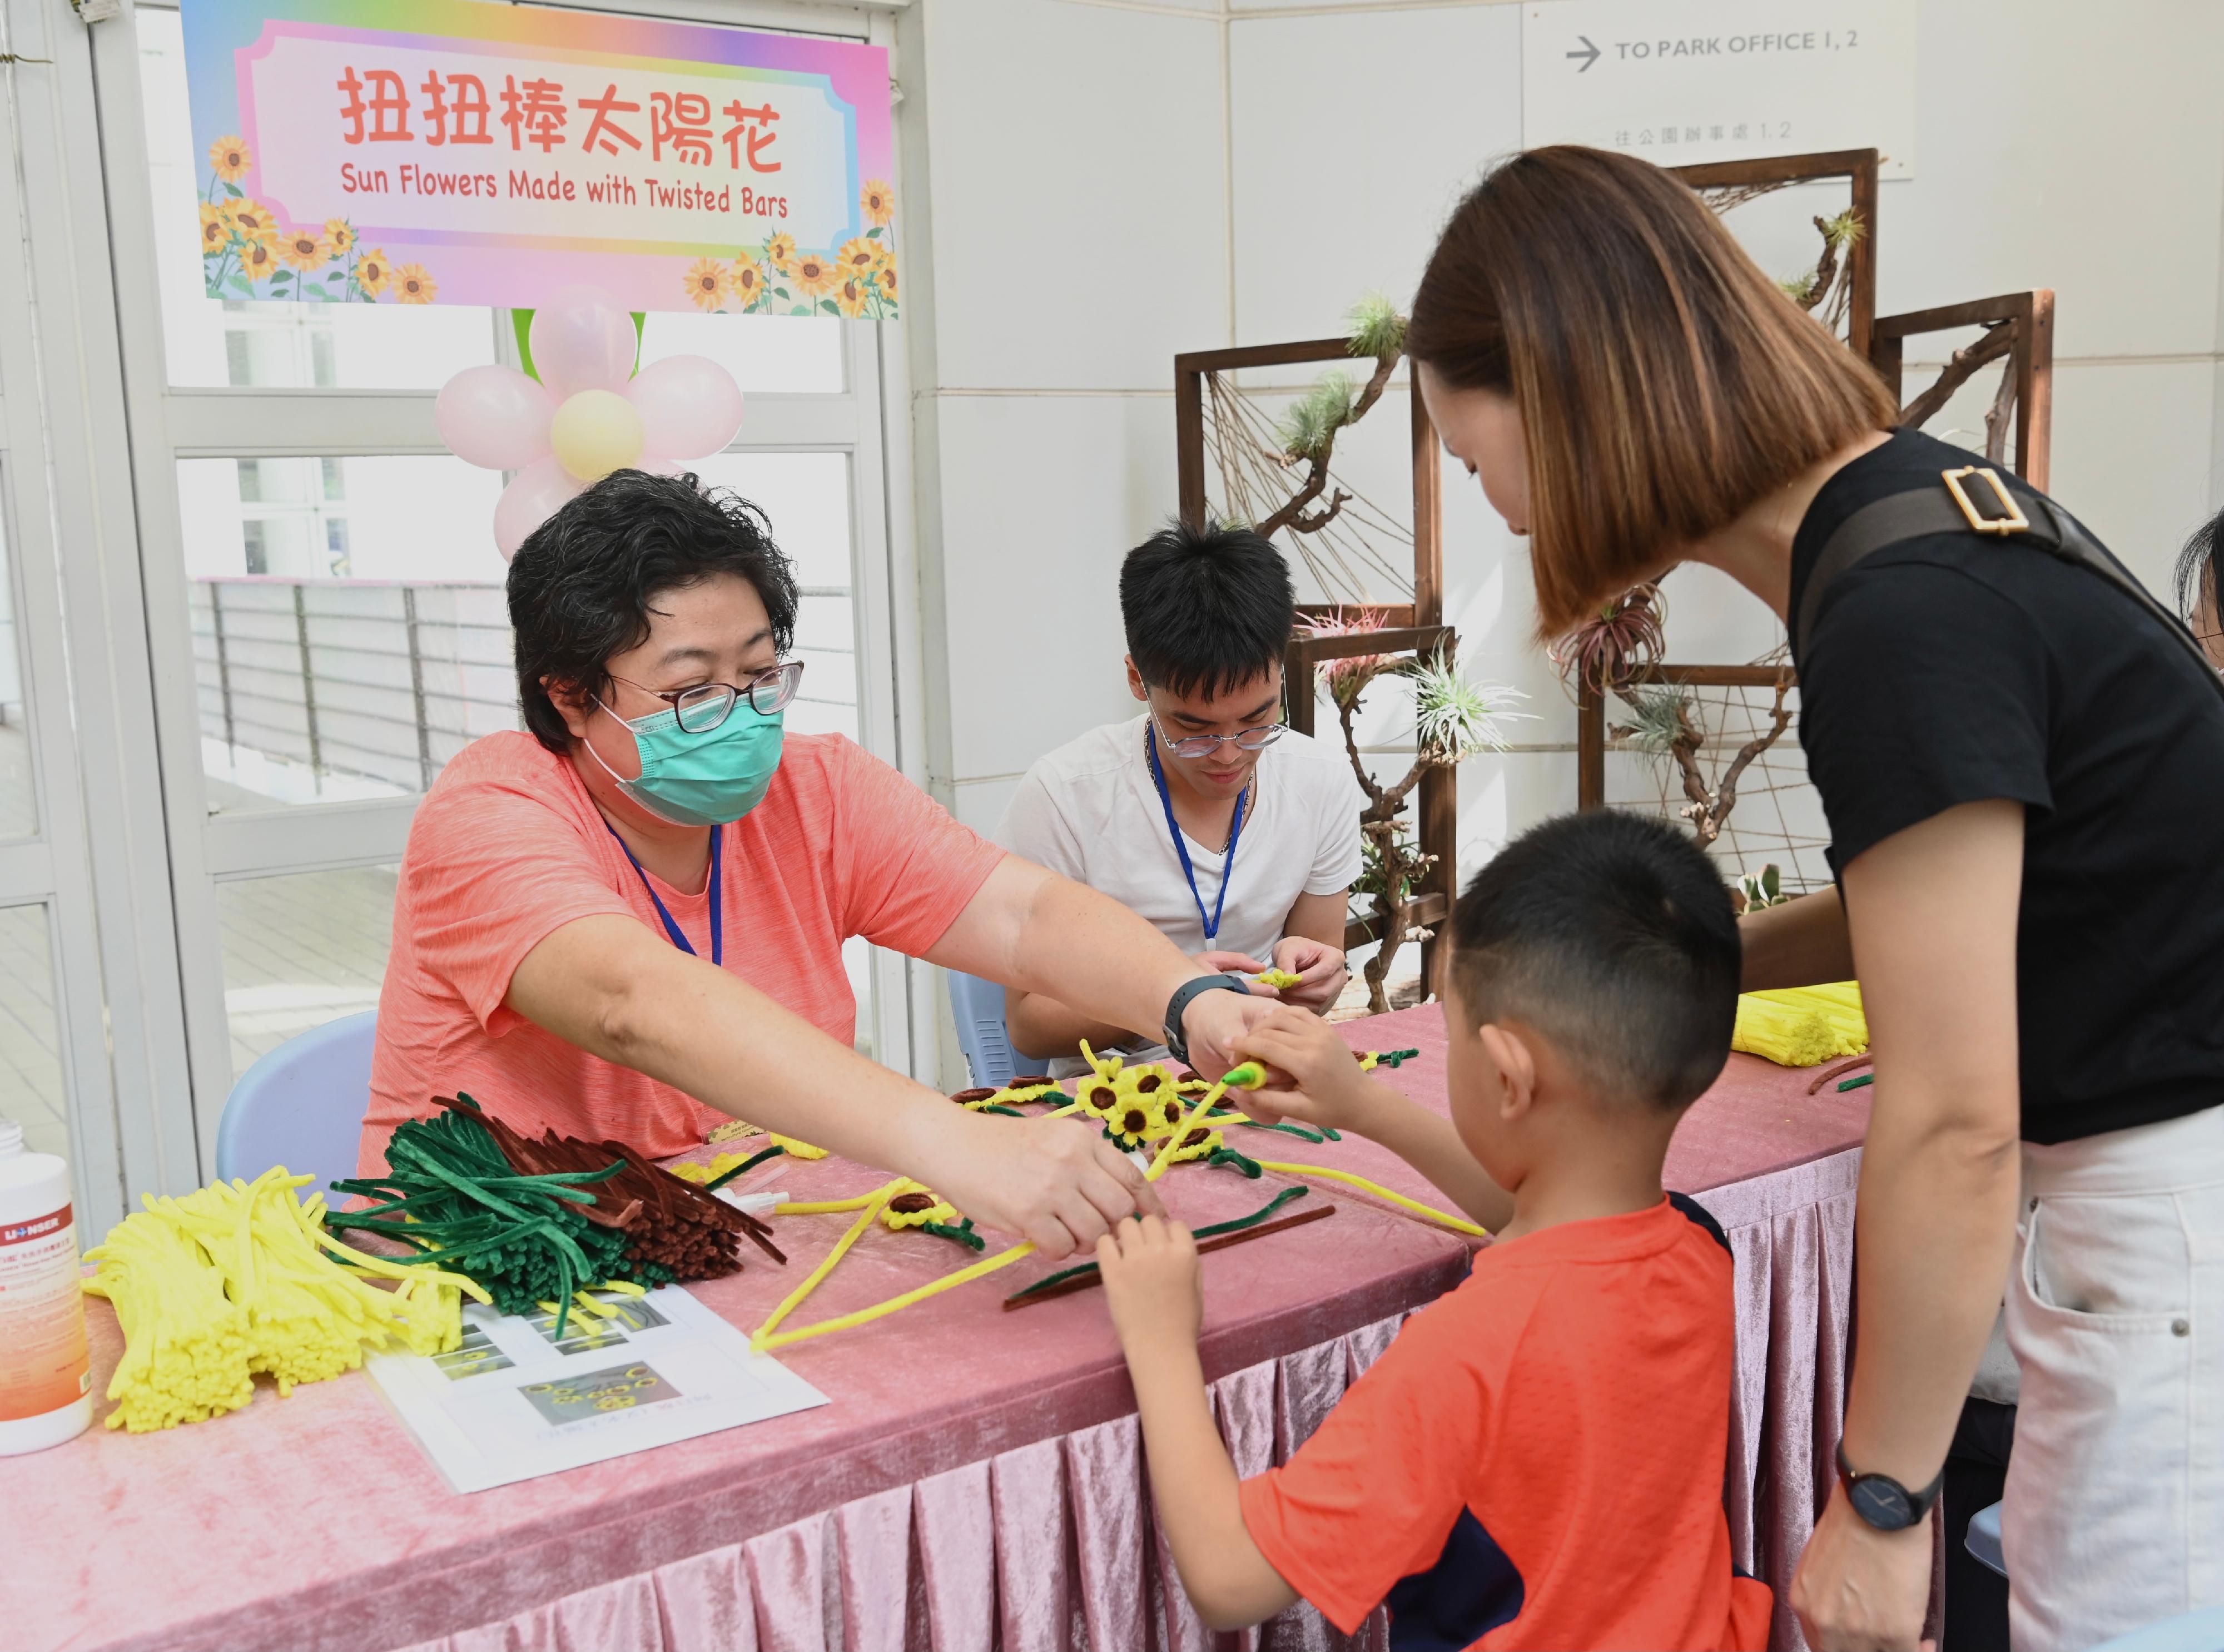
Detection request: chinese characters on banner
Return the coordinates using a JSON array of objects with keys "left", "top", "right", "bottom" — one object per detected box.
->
[
  {"left": 1521, "top": 0, "right": 1916, "bottom": 178},
  {"left": 181, "top": 0, "right": 897, "bottom": 315}
]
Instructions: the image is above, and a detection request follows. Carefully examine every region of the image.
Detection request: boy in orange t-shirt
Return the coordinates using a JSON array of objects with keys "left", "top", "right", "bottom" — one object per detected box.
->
[{"left": 1098, "top": 810, "right": 1773, "bottom": 1650}]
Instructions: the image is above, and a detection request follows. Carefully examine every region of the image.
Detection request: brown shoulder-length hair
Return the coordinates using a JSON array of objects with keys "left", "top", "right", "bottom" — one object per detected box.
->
[{"left": 1407, "top": 146, "right": 1897, "bottom": 637}]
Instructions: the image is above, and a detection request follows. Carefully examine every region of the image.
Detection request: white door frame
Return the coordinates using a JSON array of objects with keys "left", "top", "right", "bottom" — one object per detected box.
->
[{"left": 26, "top": 0, "right": 931, "bottom": 1208}]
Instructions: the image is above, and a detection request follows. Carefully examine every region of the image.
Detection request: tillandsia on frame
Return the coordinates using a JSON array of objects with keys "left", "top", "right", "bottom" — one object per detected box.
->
[{"left": 1326, "top": 631, "right": 1525, "bottom": 1014}]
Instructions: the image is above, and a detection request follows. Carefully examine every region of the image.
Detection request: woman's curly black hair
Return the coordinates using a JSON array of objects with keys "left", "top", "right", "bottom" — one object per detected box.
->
[{"left": 508, "top": 469, "right": 799, "bottom": 753}]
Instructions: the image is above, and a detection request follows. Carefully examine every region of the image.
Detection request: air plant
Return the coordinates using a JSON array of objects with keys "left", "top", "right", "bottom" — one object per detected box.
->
[
  {"left": 1611, "top": 684, "right": 1697, "bottom": 758},
  {"left": 1411, "top": 647, "right": 1525, "bottom": 763},
  {"left": 1309, "top": 606, "right": 1395, "bottom": 710},
  {"left": 1551, "top": 580, "right": 1668, "bottom": 699},
  {"left": 1277, "top": 370, "right": 1358, "bottom": 465},
  {"left": 1734, "top": 862, "right": 1792, "bottom": 915},
  {"left": 1346, "top": 291, "right": 1407, "bottom": 360},
  {"left": 1323, "top": 642, "right": 1525, "bottom": 1014}
]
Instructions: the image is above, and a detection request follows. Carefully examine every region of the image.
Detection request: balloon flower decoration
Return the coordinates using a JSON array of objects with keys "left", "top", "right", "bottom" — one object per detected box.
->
[{"left": 434, "top": 285, "right": 746, "bottom": 559}]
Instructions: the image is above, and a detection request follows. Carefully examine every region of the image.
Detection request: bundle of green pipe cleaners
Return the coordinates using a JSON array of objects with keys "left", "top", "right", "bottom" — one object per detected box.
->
[{"left": 326, "top": 1103, "right": 634, "bottom": 1337}]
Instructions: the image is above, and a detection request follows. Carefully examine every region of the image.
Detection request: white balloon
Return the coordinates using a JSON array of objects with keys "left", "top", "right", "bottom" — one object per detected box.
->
[
  {"left": 435, "top": 364, "right": 555, "bottom": 470},
  {"left": 494, "top": 455, "right": 587, "bottom": 561},
  {"left": 627, "top": 354, "right": 745, "bottom": 461}
]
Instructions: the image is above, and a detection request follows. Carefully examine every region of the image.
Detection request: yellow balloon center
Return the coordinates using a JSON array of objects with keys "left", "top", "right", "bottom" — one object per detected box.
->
[{"left": 550, "top": 389, "right": 646, "bottom": 483}]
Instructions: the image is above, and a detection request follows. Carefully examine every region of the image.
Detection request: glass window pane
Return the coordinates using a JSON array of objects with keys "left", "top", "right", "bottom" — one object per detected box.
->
[
  {"left": 137, "top": 7, "right": 498, "bottom": 389},
  {"left": 638, "top": 312, "right": 844, "bottom": 395},
  {"left": 689, "top": 453, "right": 856, "bottom": 741},
  {"left": 178, "top": 455, "right": 513, "bottom": 808},
  {"left": 0, "top": 490, "right": 32, "bottom": 842},
  {"left": 0, "top": 904, "right": 67, "bottom": 1161},
  {"left": 217, "top": 867, "right": 395, "bottom": 1082}
]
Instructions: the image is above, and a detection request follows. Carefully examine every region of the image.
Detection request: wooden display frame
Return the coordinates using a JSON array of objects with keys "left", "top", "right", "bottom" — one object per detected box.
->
[
  {"left": 1174, "top": 339, "right": 1453, "bottom": 974},
  {"left": 1575, "top": 157, "right": 2052, "bottom": 813},
  {"left": 1866, "top": 290, "right": 2056, "bottom": 489},
  {"left": 1670, "top": 148, "right": 1880, "bottom": 357}
]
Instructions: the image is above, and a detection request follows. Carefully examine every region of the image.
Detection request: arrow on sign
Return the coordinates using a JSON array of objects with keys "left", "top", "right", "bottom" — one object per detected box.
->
[{"left": 1566, "top": 34, "right": 1600, "bottom": 72}]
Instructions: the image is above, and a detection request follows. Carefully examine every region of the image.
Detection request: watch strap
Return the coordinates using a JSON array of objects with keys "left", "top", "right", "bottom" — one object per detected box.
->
[
  {"left": 1835, "top": 1441, "right": 1944, "bottom": 1530},
  {"left": 1162, "top": 974, "right": 1250, "bottom": 1066}
]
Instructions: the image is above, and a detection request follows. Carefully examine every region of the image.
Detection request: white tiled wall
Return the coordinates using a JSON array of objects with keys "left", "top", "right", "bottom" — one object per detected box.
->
[{"left": 903, "top": 0, "right": 2224, "bottom": 901}]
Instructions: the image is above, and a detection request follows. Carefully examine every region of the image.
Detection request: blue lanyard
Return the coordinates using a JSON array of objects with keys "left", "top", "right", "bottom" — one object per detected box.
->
[
  {"left": 607, "top": 822, "right": 723, "bottom": 968},
  {"left": 1145, "top": 725, "right": 1247, "bottom": 943}
]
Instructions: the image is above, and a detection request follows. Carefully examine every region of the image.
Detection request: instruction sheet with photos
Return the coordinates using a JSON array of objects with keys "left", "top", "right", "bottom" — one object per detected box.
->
[{"left": 363, "top": 1284, "right": 828, "bottom": 1494}]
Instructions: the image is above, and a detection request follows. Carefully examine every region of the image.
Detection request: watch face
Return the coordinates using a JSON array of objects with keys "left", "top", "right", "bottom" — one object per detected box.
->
[{"left": 1849, "top": 1476, "right": 1914, "bottom": 1530}]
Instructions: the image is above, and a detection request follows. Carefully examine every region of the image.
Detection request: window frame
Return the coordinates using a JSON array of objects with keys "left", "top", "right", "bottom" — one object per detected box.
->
[{"left": 63, "top": 0, "right": 927, "bottom": 1195}]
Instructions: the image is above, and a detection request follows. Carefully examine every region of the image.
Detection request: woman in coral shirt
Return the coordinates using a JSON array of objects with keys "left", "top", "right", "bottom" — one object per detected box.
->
[{"left": 364, "top": 471, "right": 1275, "bottom": 1258}]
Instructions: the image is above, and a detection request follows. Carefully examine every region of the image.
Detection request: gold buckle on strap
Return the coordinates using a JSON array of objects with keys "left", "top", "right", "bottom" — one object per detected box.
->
[{"left": 1942, "top": 466, "right": 2029, "bottom": 535}]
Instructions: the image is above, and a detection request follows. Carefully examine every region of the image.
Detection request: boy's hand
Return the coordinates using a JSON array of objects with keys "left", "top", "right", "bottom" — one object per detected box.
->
[
  {"left": 1096, "top": 1215, "right": 1203, "bottom": 1357},
  {"left": 1269, "top": 936, "right": 1349, "bottom": 1011},
  {"left": 1235, "top": 1005, "right": 1380, "bottom": 1132}
]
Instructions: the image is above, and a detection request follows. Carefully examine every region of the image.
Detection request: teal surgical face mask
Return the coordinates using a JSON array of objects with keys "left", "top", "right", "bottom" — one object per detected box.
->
[{"left": 585, "top": 695, "right": 785, "bottom": 827}]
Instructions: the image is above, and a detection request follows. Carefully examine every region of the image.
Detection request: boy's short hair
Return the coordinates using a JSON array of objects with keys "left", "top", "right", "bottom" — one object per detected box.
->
[
  {"left": 1448, "top": 810, "right": 1740, "bottom": 1109},
  {"left": 1120, "top": 520, "right": 1295, "bottom": 701}
]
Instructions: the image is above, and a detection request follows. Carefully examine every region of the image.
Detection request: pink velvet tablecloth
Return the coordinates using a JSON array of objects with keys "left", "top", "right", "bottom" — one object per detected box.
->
[{"left": 7, "top": 1006, "right": 1868, "bottom": 1652}]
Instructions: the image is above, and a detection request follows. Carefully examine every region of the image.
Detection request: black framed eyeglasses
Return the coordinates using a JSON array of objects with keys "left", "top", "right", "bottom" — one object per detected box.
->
[
  {"left": 1150, "top": 715, "right": 1286, "bottom": 761},
  {"left": 610, "top": 661, "right": 805, "bottom": 732}
]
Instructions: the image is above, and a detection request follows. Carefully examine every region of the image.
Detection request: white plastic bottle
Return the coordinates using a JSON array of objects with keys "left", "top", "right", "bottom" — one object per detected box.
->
[{"left": 0, "top": 1120, "right": 92, "bottom": 1453}]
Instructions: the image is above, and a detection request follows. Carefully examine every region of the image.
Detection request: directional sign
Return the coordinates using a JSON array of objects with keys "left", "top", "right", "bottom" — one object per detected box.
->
[{"left": 1522, "top": 0, "right": 1917, "bottom": 178}]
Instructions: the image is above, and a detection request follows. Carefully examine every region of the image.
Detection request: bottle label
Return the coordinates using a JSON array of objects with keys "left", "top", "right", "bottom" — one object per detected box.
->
[{"left": 0, "top": 1203, "right": 91, "bottom": 1422}]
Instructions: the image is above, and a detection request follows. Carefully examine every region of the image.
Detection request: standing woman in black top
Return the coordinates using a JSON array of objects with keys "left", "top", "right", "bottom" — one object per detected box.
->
[{"left": 1406, "top": 147, "right": 2224, "bottom": 1652}]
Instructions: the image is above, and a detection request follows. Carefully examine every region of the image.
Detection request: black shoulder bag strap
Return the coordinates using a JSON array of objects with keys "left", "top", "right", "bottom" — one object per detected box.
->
[{"left": 1793, "top": 463, "right": 2224, "bottom": 705}]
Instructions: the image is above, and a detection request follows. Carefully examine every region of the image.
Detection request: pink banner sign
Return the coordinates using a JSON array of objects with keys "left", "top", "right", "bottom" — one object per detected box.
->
[{"left": 183, "top": 0, "right": 897, "bottom": 316}]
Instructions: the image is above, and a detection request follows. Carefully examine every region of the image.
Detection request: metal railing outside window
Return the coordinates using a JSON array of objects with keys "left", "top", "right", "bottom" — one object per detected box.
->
[{"left": 190, "top": 576, "right": 857, "bottom": 803}]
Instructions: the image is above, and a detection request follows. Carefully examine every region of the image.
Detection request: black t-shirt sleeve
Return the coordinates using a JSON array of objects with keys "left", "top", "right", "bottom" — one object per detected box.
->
[{"left": 1800, "top": 557, "right": 2054, "bottom": 869}]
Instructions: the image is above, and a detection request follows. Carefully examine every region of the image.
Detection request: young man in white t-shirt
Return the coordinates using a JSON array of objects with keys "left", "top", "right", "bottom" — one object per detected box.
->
[{"left": 995, "top": 521, "right": 1365, "bottom": 1073}]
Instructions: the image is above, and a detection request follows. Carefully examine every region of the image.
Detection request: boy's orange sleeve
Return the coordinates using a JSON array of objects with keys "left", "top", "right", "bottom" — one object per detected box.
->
[{"left": 1237, "top": 1290, "right": 1504, "bottom": 1635}]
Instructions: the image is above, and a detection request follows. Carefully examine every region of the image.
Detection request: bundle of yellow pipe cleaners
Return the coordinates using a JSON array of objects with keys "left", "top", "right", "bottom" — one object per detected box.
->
[
  {"left": 1731, "top": 983, "right": 1869, "bottom": 1068},
  {"left": 82, "top": 1167, "right": 488, "bottom": 1432}
]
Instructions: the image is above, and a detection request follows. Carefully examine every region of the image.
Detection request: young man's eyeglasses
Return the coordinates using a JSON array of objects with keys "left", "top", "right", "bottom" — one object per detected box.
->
[
  {"left": 609, "top": 661, "right": 805, "bottom": 732},
  {"left": 1151, "top": 716, "right": 1287, "bottom": 761}
]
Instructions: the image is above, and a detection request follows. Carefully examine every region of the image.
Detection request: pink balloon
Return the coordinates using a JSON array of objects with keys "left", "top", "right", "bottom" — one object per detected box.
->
[
  {"left": 529, "top": 286, "right": 638, "bottom": 400},
  {"left": 435, "top": 365, "right": 555, "bottom": 470},
  {"left": 627, "top": 354, "right": 745, "bottom": 462},
  {"left": 493, "top": 455, "right": 587, "bottom": 561}
]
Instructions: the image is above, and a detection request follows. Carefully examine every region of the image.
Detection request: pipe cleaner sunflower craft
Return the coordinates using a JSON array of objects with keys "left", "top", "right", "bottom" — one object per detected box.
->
[{"left": 728, "top": 1039, "right": 1487, "bottom": 1354}]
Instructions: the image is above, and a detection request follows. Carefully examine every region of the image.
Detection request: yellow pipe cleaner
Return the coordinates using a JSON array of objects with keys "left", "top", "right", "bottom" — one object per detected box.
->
[
  {"left": 1143, "top": 1061, "right": 1261, "bottom": 1182},
  {"left": 1252, "top": 1160, "right": 1489, "bottom": 1238},
  {"left": 751, "top": 1178, "right": 907, "bottom": 1350},
  {"left": 751, "top": 1065, "right": 1273, "bottom": 1356},
  {"left": 754, "top": 1242, "right": 1041, "bottom": 1352}
]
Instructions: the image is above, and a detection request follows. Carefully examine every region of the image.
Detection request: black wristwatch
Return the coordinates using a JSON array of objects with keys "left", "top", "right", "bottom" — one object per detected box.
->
[
  {"left": 1162, "top": 974, "right": 1250, "bottom": 1066},
  {"left": 1835, "top": 1442, "right": 1944, "bottom": 1531}
]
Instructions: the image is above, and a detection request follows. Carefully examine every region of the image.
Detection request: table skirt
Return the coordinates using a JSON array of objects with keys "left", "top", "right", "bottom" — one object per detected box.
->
[
  {"left": 395, "top": 1145, "right": 1866, "bottom": 1652},
  {"left": 395, "top": 1314, "right": 1407, "bottom": 1652}
]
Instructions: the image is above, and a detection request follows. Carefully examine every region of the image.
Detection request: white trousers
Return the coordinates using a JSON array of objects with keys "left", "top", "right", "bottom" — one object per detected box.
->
[{"left": 2003, "top": 1103, "right": 2224, "bottom": 1651}]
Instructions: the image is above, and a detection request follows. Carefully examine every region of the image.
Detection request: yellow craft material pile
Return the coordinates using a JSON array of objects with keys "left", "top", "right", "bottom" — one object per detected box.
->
[
  {"left": 82, "top": 1167, "right": 487, "bottom": 1432},
  {"left": 1732, "top": 983, "right": 1869, "bottom": 1068}
]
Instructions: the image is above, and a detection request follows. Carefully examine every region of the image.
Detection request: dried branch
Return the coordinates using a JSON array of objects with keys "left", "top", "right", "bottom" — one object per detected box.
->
[
  {"left": 1698, "top": 178, "right": 1797, "bottom": 214},
  {"left": 1801, "top": 216, "right": 1842, "bottom": 316},
  {"left": 1899, "top": 322, "right": 2014, "bottom": 431},
  {"left": 1348, "top": 349, "right": 1400, "bottom": 426},
  {"left": 1699, "top": 677, "right": 1793, "bottom": 845},
  {"left": 1257, "top": 457, "right": 1337, "bottom": 539}
]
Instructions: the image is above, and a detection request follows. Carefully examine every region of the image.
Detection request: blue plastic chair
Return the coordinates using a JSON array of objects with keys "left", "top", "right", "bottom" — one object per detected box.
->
[
  {"left": 946, "top": 971, "right": 1016, "bottom": 1089},
  {"left": 214, "top": 1010, "right": 379, "bottom": 1197},
  {"left": 1966, "top": 1500, "right": 2005, "bottom": 1579}
]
